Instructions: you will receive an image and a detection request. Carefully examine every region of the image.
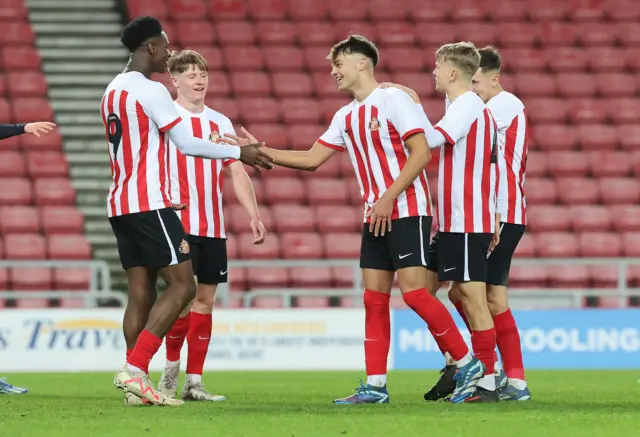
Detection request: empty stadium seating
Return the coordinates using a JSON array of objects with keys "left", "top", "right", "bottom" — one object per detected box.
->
[{"left": 0, "top": 6, "right": 91, "bottom": 307}]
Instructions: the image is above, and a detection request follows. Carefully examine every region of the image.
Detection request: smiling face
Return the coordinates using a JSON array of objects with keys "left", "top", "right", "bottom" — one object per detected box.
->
[
  {"left": 330, "top": 51, "right": 366, "bottom": 93},
  {"left": 171, "top": 64, "right": 208, "bottom": 102},
  {"left": 472, "top": 67, "right": 498, "bottom": 103}
]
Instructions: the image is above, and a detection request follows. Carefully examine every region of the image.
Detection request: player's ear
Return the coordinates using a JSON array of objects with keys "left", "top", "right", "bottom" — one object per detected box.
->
[{"left": 169, "top": 74, "right": 179, "bottom": 88}]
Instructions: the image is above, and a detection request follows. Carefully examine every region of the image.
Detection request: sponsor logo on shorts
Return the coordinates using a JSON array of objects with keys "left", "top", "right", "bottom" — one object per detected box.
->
[{"left": 179, "top": 239, "right": 190, "bottom": 254}]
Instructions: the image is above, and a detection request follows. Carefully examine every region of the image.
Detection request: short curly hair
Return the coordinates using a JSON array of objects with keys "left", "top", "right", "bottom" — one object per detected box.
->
[{"left": 120, "top": 16, "right": 164, "bottom": 53}]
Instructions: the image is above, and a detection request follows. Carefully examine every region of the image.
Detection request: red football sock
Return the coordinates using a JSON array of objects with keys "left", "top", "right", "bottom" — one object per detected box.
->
[
  {"left": 364, "top": 290, "right": 390, "bottom": 376},
  {"left": 165, "top": 313, "right": 191, "bottom": 362},
  {"left": 128, "top": 330, "right": 162, "bottom": 374},
  {"left": 186, "top": 312, "right": 213, "bottom": 376},
  {"left": 403, "top": 289, "right": 469, "bottom": 361},
  {"left": 494, "top": 309, "right": 525, "bottom": 380},
  {"left": 453, "top": 301, "right": 472, "bottom": 332},
  {"left": 471, "top": 328, "right": 497, "bottom": 375}
]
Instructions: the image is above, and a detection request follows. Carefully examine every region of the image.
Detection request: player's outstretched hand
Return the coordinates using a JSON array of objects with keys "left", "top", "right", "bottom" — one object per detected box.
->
[
  {"left": 380, "top": 82, "right": 420, "bottom": 104},
  {"left": 24, "top": 121, "right": 56, "bottom": 137},
  {"left": 365, "top": 195, "right": 394, "bottom": 237},
  {"left": 250, "top": 219, "right": 266, "bottom": 245},
  {"left": 239, "top": 143, "right": 273, "bottom": 172}
]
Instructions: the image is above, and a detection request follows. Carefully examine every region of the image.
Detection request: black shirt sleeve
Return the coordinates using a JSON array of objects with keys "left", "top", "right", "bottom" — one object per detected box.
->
[{"left": 0, "top": 123, "right": 26, "bottom": 140}]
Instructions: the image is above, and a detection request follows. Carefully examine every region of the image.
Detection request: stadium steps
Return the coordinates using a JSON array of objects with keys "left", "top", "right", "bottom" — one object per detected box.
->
[{"left": 26, "top": 0, "right": 128, "bottom": 291}]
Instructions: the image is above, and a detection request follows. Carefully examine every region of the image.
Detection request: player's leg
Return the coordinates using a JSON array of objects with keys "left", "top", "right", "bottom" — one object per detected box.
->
[
  {"left": 123, "top": 266, "right": 158, "bottom": 359},
  {"left": 486, "top": 223, "right": 530, "bottom": 400},
  {"left": 181, "top": 238, "right": 227, "bottom": 401},
  {"left": 334, "top": 225, "right": 393, "bottom": 405},
  {"left": 114, "top": 209, "right": 195, "bottom": 406},
  {"left": 0, "top": 378, "right": 27, "bottom": 394},
  {"left": 446, "top": 233, "right": 498, "bottom": 403}
]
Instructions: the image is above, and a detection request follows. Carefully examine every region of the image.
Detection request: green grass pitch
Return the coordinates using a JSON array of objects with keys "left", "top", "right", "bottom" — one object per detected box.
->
[{"left": 1, "top": 371, "right": 638, "bottom": 437}]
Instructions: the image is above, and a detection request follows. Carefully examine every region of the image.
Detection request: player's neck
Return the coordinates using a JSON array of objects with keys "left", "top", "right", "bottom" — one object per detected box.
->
[
  {"left": 123, "top": 57, "right": 152, "bottom": 78},
  {"left": 350, "top": 77, "right": 379, "bottom": 102},
  {"left": 445, "top": 84, "right": 472, "bottom": 103},
  {"left": 487, "top": 86, "right": 504, "bottom": 102},
  {"left": 176, "top": 96, "right": 205, "bottom": 114}
]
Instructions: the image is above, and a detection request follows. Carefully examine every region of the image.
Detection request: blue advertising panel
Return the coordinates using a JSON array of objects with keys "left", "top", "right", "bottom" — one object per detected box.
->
[{"left": 391, "top": 309, "right": 640, "bottom": 369}]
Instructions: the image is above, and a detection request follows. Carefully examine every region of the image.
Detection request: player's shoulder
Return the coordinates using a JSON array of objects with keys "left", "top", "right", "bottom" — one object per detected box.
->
[
  {"left": 203, "top": 105, "right": 231, "bottom": 124},
  {"left": 488, "top": 91, "right": 525, "bottom": 112},
  {"left": 448, "top": 91, "right": 485, "bottom": 115},
  {"left": 330, "top": 101, "right": 354, "bottom": 123},
  {"left": 377, "top": 86, "right": 414, "bottom": 106}
]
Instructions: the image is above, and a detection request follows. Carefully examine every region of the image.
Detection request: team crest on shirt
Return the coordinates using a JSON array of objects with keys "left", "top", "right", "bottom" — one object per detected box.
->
[
  {"left": 179, "top": 239, "right": 190, "bottom": 254},
  {"left": 369, "top": 117, "right": 381, "bottom": 131},
  {"left": 208, "top": 130, "right": 221, "bottom": 143}
]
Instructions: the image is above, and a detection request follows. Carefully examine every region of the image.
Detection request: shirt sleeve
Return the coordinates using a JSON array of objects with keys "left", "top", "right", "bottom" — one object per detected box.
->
[
  {"left": 434, "top": 97, "right": 477, "bottom": 145},
  {"left": 385, "top": 90, "right": 425, "bottom": 141},
  {"left": 0, "top": 123, "right": 26, "bottom": 140},
  {"left": 139, "top": 83, "right": 182, "bottom": 132},
  {"left": 317, "top": 111, "right": 347, "bottom": 151},
  {"left": 223, "top": 118, "right": 238, "bottom": 167}
]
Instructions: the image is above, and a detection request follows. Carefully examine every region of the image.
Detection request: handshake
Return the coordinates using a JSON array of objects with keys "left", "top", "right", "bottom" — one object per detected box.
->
[{"left": 214, "top": 126, "right": 273, "bottom": 172}]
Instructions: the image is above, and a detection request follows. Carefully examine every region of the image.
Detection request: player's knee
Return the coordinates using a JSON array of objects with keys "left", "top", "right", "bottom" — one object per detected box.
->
[
  {"left": 447, "top": 284, "right": 461, "bottom": 304},
  {"left": 194, "top": 285, "right": 215, "bottom": 311},
  {"left": 486, "top": 286, "right": 508, "bottom": 316}
]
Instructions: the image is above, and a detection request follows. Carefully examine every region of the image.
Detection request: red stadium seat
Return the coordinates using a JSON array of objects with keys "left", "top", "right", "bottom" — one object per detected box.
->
[
  {"left": 20, "top": 129, "right": 62, "bottom": 151},
  {"left": 248, "top": 0, "right": 288, "bottom": 19},
  {"left": 244, "top": 123, "right": 289, "bottom": 149},
  {"left": 586, "top": 48, "right": 627, "bottom": 72},
  {"left": 0, "top": 98, "right": 12, "bottom": 124},
  {"left": 530, "top": 124, "right": 577, "bottom": 150},
  {"left": 450, "top": 0, "right": 488, "bottom": 21},
  {"left": 514, "top": 73, "right": 557, "bottom": 97},
  {"left": 205, "top": 72, "right": 231, "bottom": 96},
  {"left": 304, "top": 46, "right": 335, "bottom": 72},
  {"left": 287, "top": 124, "right": 325, "bottom": 150},
  {"left": 216, "top": 22, "right": 256, "bottom": 45},
  {"left": 54, "top": 268, "right": 91, "bottom": 290},
  {"left": 617, "top": 22, "right": 640, "bottom": 46},
  {"left": 514, "top": 233, "right": 536, "bottom": 257},
  {"left": 168, "top": 0, "right": 207, "bottom": 19},
  {"left": 556, "top": 178, "right": 600, "bottom": 204},
  {"left": 381, "top": 48, "right": 427, "bottom": 73},
  {"left": 222, "top": 46, "right": 264, "bottom": 71},
  {"left": 568, "top": 99, "right": 608, "bottom": 124},
  {"left": 187, "top": 46, "right": 223, "bottom": 70},
  {"left": 539, "top": 22, "right": 578, "bottom": 46},
  {"left": 26, "top": 152, "right": 68, "bottom": 178},
  {"left": 0, "top": 23, "right": 34, "bottom": 44},
  {"left": 598, "top": 178, "right": 640, "bottom": 204},
  {"left": 251, "top": 296, "right": 284, "bottom": 308},
  {"left": 208, "top": 0, "right": 248, "bottom": 20},
  {"left": 580, "top": 232, "right": 621, "bottom": 257},
  {"left": 488, "top": 0, "right": 528, "bottom": 21},
  {"left": 546, "top": 151, "right": 588, "bottom": 176},
  {"left": 570, "top": 205, "right": 612, "bottom": 231},
  {"left": 391, "top": 73, "right": 436, "bottom": 99},
  {"left": 289, "top": 0, "right": 329, "bottom": 19},
  {"left": 608, "top": 99, "right": 640, "bottom": 125},
  {"left": 0, "top": 151, "right": 25, "bottom": 176},
  {"left": 230, "top": 72, "right": 271, "bottom": 96},
  {"left": 295, "top": 296, "right": 331, "bottom": 308},
  {"left": 324, "top": 233, "right": 361, "bottom": 258},
  {"left": 577, "top": 125, "right": 617, "bottom": 150},
  {"left": 315, "top": 205, "right": 360, "bottom": 233},
  {"left": 529, "top": 0, "right": 570, "bottom": 21},
  {"left": 223, "top": 178, "right": 266, "bottom": 206},
  {"left": 536, "top": 232, "right": 579, "bottom": 258},
  {"left": 596, "top": 73, "right": 637, "bottom": 98},
  {"left": 455, "top": 23, "right": 497, "bottom": 48},
  {"left": 40, "top": 206, "right": 84, "bottom": 235},
  {"left": 246, "top": 267, "right": 289, "bottom": 288},
  {"left": 577, "top": 23, "right": 618, "bottom": 46},
  {"left": 272, "top": 205, "right": 316, "bottom": 233},
  {"left": 34, "top": 178, "right": 75, "bottom": 205},
  {"left": 622, "top": 233, "right": 640, "bottom": 257},
  {"left": 281, "top": 232, "right": 324, "bottom": 259},
  {"left": 272, "top": 73, "right": 313, "bottom": 97},
  {"left": 296, "top": 22, "right": 335, "bottom": 46},
  {"left": 4, "top": 233, "right": 45, "bottom": 259},
  {"left": 547, "top": 266, "right": 590, "bottom": 288},
  {"left": 509, "top": 266, "right": 547, "bottom": 288},
  {"left": 312, "top": 72, "right": 343, "bottom": 98},
  {"left": 570, "top": 0, "right": 607, "bottom": 21},
  {"left": 12, "top": 98, "right": 54, "bottom": 122},
  {"left": 415, "top": 23, "right": 456, "bottom": 47},
  {"left": 47, "top": 234, "right": 91, "bottom": 259},
  {"left": 0, "top": 206, "right": 39, "bottom": 234},
  {"left": 328, "top": 0, "right": 369, "bottom": 21},
  {"left": 281, "top": 98, "right": 323, "bottom": 124},
  {"left": 126, "top": 0, "right": 167, "bottom": 18},
  {"left": 545, "top": 48, "right": 587, "bottom": 73},
  {"left": 588, "top": 151, "right": 631, "bottom": 177},
  {"left": 422, "top": 99, "right": 446, "bottom": 124},
  {"left": 522, "top": 99, "right": 567, "bottom": 124},
  {"left": 227, "top": 266, "right": 246, "bottom": 291},
  {"left": 10, "top": 268, "right": 51, "bottom": 291},
  {"left": 611, "top": 206, "right": 640, "bottom": 231},
  {"left": 255, "top": 21, "right": 295, "bottom": 45},
  {"left": 375, "top": 22, "right": 416, "bottom": 46},
  {"left": 263, "top": 47, "right": 304, "bottom": 72},
  {"left": 526, "top": 206, "right": 571, "bottom": 232},
  {"left": 7, "top": 71, "right": 47, "bottom": 96},
  {"left": 0, "top": 268, "right": 6, "bottom": 290},
  {"left": 526, "top": 152, "right": 547, "bottom": 177},
  {"left": 500, "top": 48, "right": 546, "bottom": 72},
  {"left": 556, "top": 74, "right": 597, "bottom": 98},
  {"left": 0, "top": 0, "right": 27, "bottom": 20},
  {"left": 264, "top": 177, "right": 305, "bottom": 204},
  {"left": 207, "top": 97, "right": 239, "bottom": 120},
  {"left": 497, "top": 23, "right": 539, "bottom": 47},
  {"left": 369, "top": 0, "right": 409, "bottom": 21},
  {"left": 410, "top": 0, "right": 450, "bottom": 22},
  {"left": 306, "top": 178, "right": 350, "bottom": 205},
  {"left": 2, "top": 46, "right": 40, "bottom": 70},
  {"left": 300, "top": 155, "right": 341, "bottom": 179},
  {"left": 238, "top": 98, "right": 280, "bottom": 123},
  {"left": 238, "top": 233, "right": 281, "bottom": 259},
  {"left": 0, "top": 178, "right": 32, "bottom": 205}
]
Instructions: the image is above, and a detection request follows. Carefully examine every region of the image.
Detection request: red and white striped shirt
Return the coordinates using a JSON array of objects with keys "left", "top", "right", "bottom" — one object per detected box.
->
[
  {"left": 100, "top": 72, "right": 182, "bottom": 217},
  {"left": 317, "top": 87, "right": 432, "bottom": 221},
  {"left": 434, "top": 91, "right": 497, "bottom": 234},
  {"left": 168, "top": 104, "right": 236, "bottom": 239},
  {"left": 487, "top": 91, "right": 528, "bottom": 226}
]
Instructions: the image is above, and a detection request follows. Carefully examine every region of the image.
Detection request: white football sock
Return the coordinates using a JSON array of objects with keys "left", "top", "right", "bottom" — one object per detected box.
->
[
  {"left": 444, "top": 352, "right": 456, "bottom": 366},
  {"left": 186, "top": 374, "right": 202, "bottom": 384},
  {"left": 166, "top": 359, "right": 180, "bottom": 368},
  {"left": 509, "top": 378, "right": 527, "bottom": 390},
  {"left": 477, "top": 374, "right": 496, "bottom": 391},
  {"left": 126, "top": 363, "right": 144, "bottom": 374},
  {"left": 366, "top": 374, "right": 387, "bottom": 387},
  {"left": 455, "top": 352, "right": 473, "bottom": 368}
]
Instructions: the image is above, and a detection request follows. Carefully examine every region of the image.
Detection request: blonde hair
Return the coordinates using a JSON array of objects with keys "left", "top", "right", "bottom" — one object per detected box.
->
[
  {"left": 167, "top": 49, "right": 208, "bottom": 74},
  {"left": 436, "top": 42, "right": 481, "bottom": 78}
]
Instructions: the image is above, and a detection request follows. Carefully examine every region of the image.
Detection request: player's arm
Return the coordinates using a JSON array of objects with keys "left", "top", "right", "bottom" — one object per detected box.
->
[
  {"left": 261, "top": 142, "right": 337, "bottom": 171},
  {"left": 0, "top": 122, "right": 56, "bottom": 140},
  {"left": 382, "top": 132, "right": 431, "bottom": 203},
  {"left": 227, "top": 160, "right": 266, "bottom": 244}
]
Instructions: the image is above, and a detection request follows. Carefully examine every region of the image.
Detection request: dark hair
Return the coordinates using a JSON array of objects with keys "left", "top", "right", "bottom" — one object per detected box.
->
[
  {"left": 327, "top": 34, "right": 379, "bottom": 67},
  {"left": 121, "top": 16, "right": 164, "bottom": 53},
  {"left": 478, "top": 46, "right": 501, "bottom": 72}
]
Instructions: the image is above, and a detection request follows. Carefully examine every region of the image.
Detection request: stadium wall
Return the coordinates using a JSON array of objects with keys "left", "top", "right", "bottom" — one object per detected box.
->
[{"left": 0, "top": 309, "right": 639, "bottom": 372}]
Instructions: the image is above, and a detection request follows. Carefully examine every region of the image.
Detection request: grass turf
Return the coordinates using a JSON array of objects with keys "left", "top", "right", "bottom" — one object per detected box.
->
[{"left": 0, "top": 371, "right": 637, "bottom": 437}]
